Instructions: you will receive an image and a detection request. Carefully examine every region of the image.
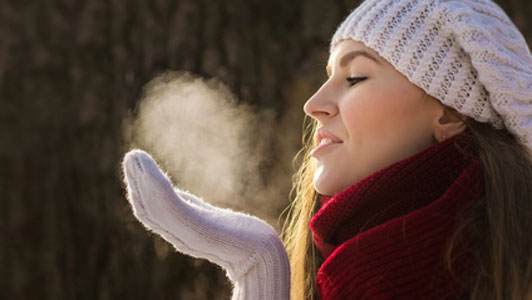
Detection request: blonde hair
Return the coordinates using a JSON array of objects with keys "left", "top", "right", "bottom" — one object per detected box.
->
[{"left": 280, "top": 116, "right": 320, "bottom": 300}]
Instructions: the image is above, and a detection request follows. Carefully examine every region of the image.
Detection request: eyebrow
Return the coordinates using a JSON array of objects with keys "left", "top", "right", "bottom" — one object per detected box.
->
[{"left": 327, "top": 50, "right": 382, "bottom": 76}]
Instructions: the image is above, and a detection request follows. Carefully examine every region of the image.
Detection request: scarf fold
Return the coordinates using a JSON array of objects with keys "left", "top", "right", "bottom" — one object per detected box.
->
[{"left": 310, "top": 133, "right": 484, "bottom": 299}]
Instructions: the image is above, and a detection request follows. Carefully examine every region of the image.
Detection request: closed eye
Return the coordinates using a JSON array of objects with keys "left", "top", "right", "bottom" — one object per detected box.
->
[{"left": 347, "top": 77, "right": 367, "bottom": 86}]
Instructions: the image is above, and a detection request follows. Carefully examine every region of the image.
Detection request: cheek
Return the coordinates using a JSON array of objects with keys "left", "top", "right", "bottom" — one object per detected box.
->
[
  {"left": 352, "top": 83, "right": 429, "bottom": 131},
  {"left": 341, "top": 88, "right": 406, "bottom": 135},
  {"left": 341, "top": 82, "right": 435, "bottom": 160}
]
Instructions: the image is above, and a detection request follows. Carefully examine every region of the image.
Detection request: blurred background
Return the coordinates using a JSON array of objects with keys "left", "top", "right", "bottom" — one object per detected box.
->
[{"left": 2, "top": 0, "right": 531, "bottom": 299}]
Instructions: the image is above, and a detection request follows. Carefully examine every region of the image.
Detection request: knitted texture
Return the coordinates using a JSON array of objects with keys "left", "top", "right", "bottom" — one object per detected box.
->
[
  {"left": 310, "top": 133, "right": 484, "bottom": 299},
  {"left": 330, "top": 0, "right": 532, "bottom": 153},
  {"left": 122, "top": 150, "right": 290, "bottom": 300}
]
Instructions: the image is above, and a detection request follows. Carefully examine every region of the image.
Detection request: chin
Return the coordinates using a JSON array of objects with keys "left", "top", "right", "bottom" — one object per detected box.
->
[
  {"left": 313, "top": 165, "right": 360, "bottom": 196},
  {"left": 313, "top": 169, "right": 366, "bottom": 196},
  {"left": 313, "top": 179, "right": 343, "bottom": 197}
]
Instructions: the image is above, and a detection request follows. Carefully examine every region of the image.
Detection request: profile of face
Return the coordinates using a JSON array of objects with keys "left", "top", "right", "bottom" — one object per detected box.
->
[{"left": 304, "top": 39, "right": 466, "bottom": 196}]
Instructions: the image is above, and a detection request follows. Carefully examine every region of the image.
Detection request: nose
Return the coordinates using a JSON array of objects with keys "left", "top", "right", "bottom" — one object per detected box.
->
[{"left": 303, "top": 81, "right": 338, "bottom": 121}]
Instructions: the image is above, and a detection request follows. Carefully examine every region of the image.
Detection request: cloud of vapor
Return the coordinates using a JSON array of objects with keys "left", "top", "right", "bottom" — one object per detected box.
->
[{"left": 123, "top": 71, "right": 294, "bottom": 226}]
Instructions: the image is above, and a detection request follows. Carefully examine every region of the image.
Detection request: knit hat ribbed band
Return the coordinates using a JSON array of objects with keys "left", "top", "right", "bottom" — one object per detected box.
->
[{"left": 330, "top": 0, "right": 532, "bottom": 152}]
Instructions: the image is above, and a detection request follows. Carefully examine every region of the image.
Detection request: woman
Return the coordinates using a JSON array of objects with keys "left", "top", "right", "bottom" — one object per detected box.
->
[{"left": 122, "top": 0, "right": 532, "bottom": 299}]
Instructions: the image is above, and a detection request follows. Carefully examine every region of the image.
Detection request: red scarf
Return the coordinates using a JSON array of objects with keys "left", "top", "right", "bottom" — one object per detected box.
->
[{"left": 310, "top": 133, "right": 483, "bottom": 299}]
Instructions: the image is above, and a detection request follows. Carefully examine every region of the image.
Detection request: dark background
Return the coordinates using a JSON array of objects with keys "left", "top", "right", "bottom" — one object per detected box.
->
[{"left": 2, "top": 1, "right": 531, "bottom": 299}]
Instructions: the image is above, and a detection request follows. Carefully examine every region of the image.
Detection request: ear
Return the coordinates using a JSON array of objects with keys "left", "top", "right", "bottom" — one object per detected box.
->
[{"left": 433, "top": 106, "right": 467, "bottom": 142}]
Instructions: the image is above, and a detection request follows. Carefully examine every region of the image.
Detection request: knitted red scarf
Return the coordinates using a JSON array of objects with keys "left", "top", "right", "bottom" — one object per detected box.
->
[{"left": 310, "top": 133, "right": 484, "bottom": 300}]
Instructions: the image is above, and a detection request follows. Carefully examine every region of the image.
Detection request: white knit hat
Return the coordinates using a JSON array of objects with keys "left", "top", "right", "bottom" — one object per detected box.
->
[{"left": 331, "top": 0, "right": 532, "bottom": 153}]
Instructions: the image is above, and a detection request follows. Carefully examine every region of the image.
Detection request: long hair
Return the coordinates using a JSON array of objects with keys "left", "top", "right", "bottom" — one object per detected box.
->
[
  {"left": 280, "top": 115, "right": 320, "bottom": 300},
  {"left": 447, "top": 119, "right": 532, "bottom": 300},
  {"left": 281, "top": 114, "right": 532, "bottom": 300}
]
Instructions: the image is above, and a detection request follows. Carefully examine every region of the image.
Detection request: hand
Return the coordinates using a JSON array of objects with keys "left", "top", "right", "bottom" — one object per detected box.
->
[{"left": 122, "top": 150, "right": 290, "bottom": 299}]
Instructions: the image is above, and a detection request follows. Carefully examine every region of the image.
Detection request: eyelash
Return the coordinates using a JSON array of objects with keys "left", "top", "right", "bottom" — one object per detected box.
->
[{"left": 347, "top": 77, "right": 367, "bottom": 86}]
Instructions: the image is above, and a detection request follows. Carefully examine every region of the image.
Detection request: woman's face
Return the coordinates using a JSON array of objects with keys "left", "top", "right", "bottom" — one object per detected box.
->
[{"left": 304, "top": 40, "right": 444, "bottom": 196}]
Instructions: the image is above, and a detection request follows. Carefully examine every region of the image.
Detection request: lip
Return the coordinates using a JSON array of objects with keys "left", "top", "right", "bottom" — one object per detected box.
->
[{"left": 311, "top": 128, "right": 343, "bottom": 157}]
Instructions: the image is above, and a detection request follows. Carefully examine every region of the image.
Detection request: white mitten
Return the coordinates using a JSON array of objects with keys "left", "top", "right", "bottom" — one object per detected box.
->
[{"left": 122, "top": 150, "right": 290, "bottom": 300}]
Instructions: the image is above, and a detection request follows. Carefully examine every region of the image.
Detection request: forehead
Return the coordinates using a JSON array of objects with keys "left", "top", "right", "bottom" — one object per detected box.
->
[{"left": 326, "top": 40, "right": 384, "bottom": 70}]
